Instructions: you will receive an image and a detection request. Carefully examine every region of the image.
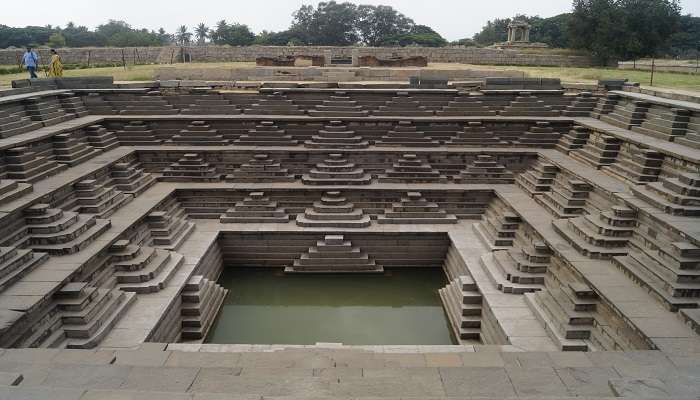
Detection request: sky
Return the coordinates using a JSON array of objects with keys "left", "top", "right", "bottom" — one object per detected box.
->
[{"left": 3, "top": 0, "right": 699, "bottom": 41}]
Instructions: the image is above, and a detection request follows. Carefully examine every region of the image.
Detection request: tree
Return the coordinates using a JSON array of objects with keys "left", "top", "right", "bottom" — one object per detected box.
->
[
  {"left": 667, "top": 15, "right": 700, "bottom": 57},
  {"left": 356, "top": 5, "right": 414, "bottom": 46},
  {"left": 175, "top": 25, "right": 192, "bottom": 45},
  {"left": 46, "top": 32, "right": 66, "bottom": 48},
  {"left": 210, "top": 22, "right": 255, "bottom": 46},
  {"left": 617, "top": 0, "right": 681, "bottom": 59},
  {"left": 473, "top": 17, "right": 511, "bottom": 45},
  {"left": 195, "top": 23, "right": 209, "bottom": 45},
  {"left": 380, "top": 25, "right": 447, "bottom": 47},
  {"left": 291, "top": 1, "right": 360, "bottom": 45}
]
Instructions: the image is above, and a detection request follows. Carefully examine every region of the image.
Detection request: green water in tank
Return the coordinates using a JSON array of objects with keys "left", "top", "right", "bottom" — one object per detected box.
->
[{"left": 205, "top": 267, "right": 456, "bottom": 345}]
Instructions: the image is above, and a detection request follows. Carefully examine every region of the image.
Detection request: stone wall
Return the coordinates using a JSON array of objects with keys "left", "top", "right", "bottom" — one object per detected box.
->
[{"left": 0, "top": 45, "right": 594, "bottom": 67}]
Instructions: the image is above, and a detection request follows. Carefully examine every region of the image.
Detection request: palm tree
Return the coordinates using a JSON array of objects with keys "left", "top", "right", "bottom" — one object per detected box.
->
[
  {"left": 195, "top": 23, "right": 209, "bottom": 45},
  {"left": 211, "top": 20, "right": 228, "bottom": 44},
  {"left": 175, "top": 25, "right": 192, "bottom": 45}
]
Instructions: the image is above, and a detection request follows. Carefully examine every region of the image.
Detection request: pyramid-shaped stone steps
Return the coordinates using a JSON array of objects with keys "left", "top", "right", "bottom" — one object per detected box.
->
[
  {"left": 535, "top": 176, "right": 592, "bottom": 219},
  {"left": 116, "top": 252, "right": 184, "bottom": 294},
  {"left": 517, "top": 121, "right": 561, "bottom": 147},
  {"left": 631, "top": 172, "right": 700, "bottom": 216},
  {"left": 52, "top": 131, "right": 102, "bottom": 167},
  {"left": 285, "top": 235, "right": 384, "bottom": 273},
  {"left": 377, "top": 154, "right": 447, "bottom": 184},
  {"left": 448, "top": 122, "right": 507, "bottom": 146},
  {"left": 3, "top": 146, "right": 67, "bottom": 183},
  {"left": 378, "top": 192, "right": 457, "bottom": 224},
  {"left": 221, "top": 192, "right": 290, "bottom": 223},
  {"left": 0, "top": 247, "right": 48, "bottom": 293},
  {"left": 524, "top": 291, "right": 592, "bottom": 352},
  {"left": 180, "top": 276, "right": 228, "bottom": 341},
  {"left": 454, "top": 155, "right": 514, "bottom": 184},
  {"left": 515, "top": 161, "right": 559, "bottom": 196},
  {"left": 562, "top": 92, "right": 598, "bottom": 117},
  {"left": 23, "top": 96, "right": 73, "bottom": 125},
  {"left": 472, "top": 200, "right": 521, "bottom": 251},
  {"left": 302, "top": 154, "right": 372, "bottom": 185},
  {"left": 480, "top": 251, "right": 545, "bottom": 295},
  {"left": 602, "top": 147, "right": 663, "bottom": 185},
  {"left": 84, "top": 125, "right": 119, "bottom": 152},
  {"left": 68, "top": 179, "right": 132, "bottom": 219},
  {"left": 169, "top": 121, "right": 227, "bottom": 146},
  {"left": 114, "top": 121, "right": 162, "bottom": 145},
  {"left": 23, "top": 204, "right": 111, "bottom": 255},
  {"left": 108, "top": 162, "right": 156, "bottom": 197},
  {"left": 304, "top": 121, "right": 369, "bottom": 149},
  {"left": 225, "top": 154, "right": 295, "bottom": 183},
  {"left": 570, "top": 133, "right": 621, "bottom": 169},
  {"left": 555, "top": 125, "right": 591, "bottom": 153},
  {"left": 146, "top": 202, "right": 195, "bottom": 251},
  {"left": 234, "top": 121, "right": 299, "bottom": 146},
  {"left": 161, "top": 153, "right": 220, "bottom": 182},
  {"left": 438, "top": 276, "right": 482, "bottom": 343},
  {"left": 296, "top": 191, "right": 371, "bottom": 228},
  {"left": 0, "top": 180, "right": 33, "bottom": 206},
  {"left": 375, "top": 121, "right": 439, "bottom": 147}
]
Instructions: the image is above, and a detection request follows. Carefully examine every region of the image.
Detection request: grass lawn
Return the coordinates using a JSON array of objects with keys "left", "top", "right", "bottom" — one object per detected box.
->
[{"left": 1, "top": 61, "right": 698, "bottom": 92}]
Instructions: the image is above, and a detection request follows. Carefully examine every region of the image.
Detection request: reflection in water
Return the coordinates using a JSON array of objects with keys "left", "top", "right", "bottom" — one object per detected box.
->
[{"left": 206, "top": 268, "right": 456, "bottom": 345}]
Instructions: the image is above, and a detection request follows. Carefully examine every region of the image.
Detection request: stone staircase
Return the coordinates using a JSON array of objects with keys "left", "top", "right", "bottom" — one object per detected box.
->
[
  {"left": 308, "top": 94, "right": 369, "bottom": 117},
  {"left": 516, "top": 121, "right": 561, "bottom": 147},
  {"left": 109, "top": 239, "right": 185, "bottom": 294},
  {"left": 438, "top": 93, "right": 499, "bottom": 116},
  {"left": 601, "top": 145, "right": 663, "bottom": 184},
  {"left": 52, "top": 130, "right": 102, "bottom": 167},
  {"left": 480, "top": 227, "right": 550, "bottom": 294},
  {"left": 377, "top": 154, "right": 447, "bottom": 183},
  {"left": 114, "top": 121, "right": 162, "bottom": 145},
  {"left": 26, "top": 282, "right": 136, "bottom": 349},
  {"left": 373, "top": 94, "right": 434, "bottom": 116},
  {"left": 169, "top": 121, "right": 226, "bottom": 146},
  {"left": 535, "top": 175, "right": 592, "bottom": 219},
  {"left": 500, "top": 94, "right": 558, "bottom": 117},
  {"left": 631, "top": 171, "right": 700, "bottom": 216},
  {"left": 146, "top": 199, "right": 195, "bottom": 251},
  {"left": 0, "top": 179, "right": 33, "bottom": 206},
  {"left": 234, "top": 121, "right": 298, "bottom": 146},
  {"left": 220, "top": 191, "right": 290, "bottom": 223},
  {"left": 244, "top": 93, "right": 305, "bottom": 115},
  {"left": 562, "top": 92, "right": 598, "bottom": 117},
  {"left": 590, "top": 93, "right": 620, "bottom": 119},
  {"left": 3, "top": 146, "right": 67, "bottom": 183},
  {"left": 161, "top": 153, "right": 220, "bottom": 182},
  {"left": 375, "top": 121, "right": 439, "bottom": 147},
  {"left": 64, "top": 179, "right": 132, "bottom": 218},
  {"left": 180, "top": 275, "right": 228, "bottom": 341},
  {"left": 438, "top": 276, "right": 482, "bottom": 343},
  {"left": 112, "top": 91, "right": 178, "bottom": 115},
  {"left": 569, "top": 132, "right": 622, "bottom": 169},
  {"left": 284, "top": 234, "right": 384, "bottom": 273},
  {"left": 304, "top": 120, "right": 369, "bottom": 149},
  {"left": 553, "top": 205, "right": 636, "bottom": 259},
  {"left": 57, "top": 92, "right": 89, "bottom": 117},
  {"left": 225, "top": 154, "right": 296, "bottom": 182},
  {"left": 108, "top": 162, "right": 157, "bottom": 197},
  {"left": 302, "top": 153, "right": 372, "bottom": 185},
  {"left": 472, "top": 198, "right": 521, "bottom": 251},
  {"left": 296, "top": 191, "right": 371, "bottom": 228},
  {"left": 515, "top": 160, "right": 559, "bottom": 197},
  {"left": 555, "top": 125, "right": 591, "bottom": 153},
  {"left": 447, "top": 122, "right": 507, "bottom": 146},
  {"left": 21, "top": 203, "right": 111, "bottom": 255},
  {"left": 180, "top": 95, "right": 240, "bottom": 115},
  {"left": 23, "top": 96, "right": 73, "bottom": 126},
  {"left": 0, "top": 103, "right": 42, "bottom": 138},
  {"left": 378, "top": 192, "right": 458, "bottom": 224},
  {"left": 84, "top": 125, "right": 119, "bottom": 152},
  {"left": 0, "top": 246, "right": 48, "bottom": 293},
  {"left": 454, "top": 155, "right": 514, "bottom": 184},
  {"left": 600, "top": 100, "right": 650, "bottom": 129},
  {"left": 631, "top": 105, "right": 692, "bottom": 142}
]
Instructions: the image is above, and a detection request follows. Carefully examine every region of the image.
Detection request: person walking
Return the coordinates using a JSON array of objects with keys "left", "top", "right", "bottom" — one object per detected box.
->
[
  {"left": 21, "top": 47, "right": 39, "bottom": 79},
  {"left": 48, "top": 49, "right": 63, "bottom": 77}
]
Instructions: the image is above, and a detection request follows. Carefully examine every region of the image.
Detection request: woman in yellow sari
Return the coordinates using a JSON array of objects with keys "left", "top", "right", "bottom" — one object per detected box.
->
[{"left": 48, "top": 49, "right": 63, "bottom": 77}]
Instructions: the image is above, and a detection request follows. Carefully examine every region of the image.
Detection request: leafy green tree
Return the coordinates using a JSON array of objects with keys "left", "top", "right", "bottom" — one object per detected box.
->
[
  {"left": 356, "top": 5, "right": 414, "bottom": 46},
  {"left": 175, "top": 25, "right": 193, "bottom": 45},
  {"left": 46, "top": 32, "right": 66, "bottom": 48},
  {"left": 667, "top": 15, "right": 700, "bottom": 57},
  {"left": 210, "top": 22, "right": 255, "bottom": 46},
  {"left": 617, "top": 0, "right": 681, "bottom": 58},
  {"left": 195, "top": 23, "right": 209, "bottom": 45},
  {"left": 569, "top": 0, "right": 627, "bottom": 64},
  {"left": 291, "top": 1, "right": 360, "bottom": 45}
]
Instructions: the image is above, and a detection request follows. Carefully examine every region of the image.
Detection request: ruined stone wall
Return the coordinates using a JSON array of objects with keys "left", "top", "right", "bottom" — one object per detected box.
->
[{"left": 0, "top": 45, "right": 594, "bottom": 67}]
